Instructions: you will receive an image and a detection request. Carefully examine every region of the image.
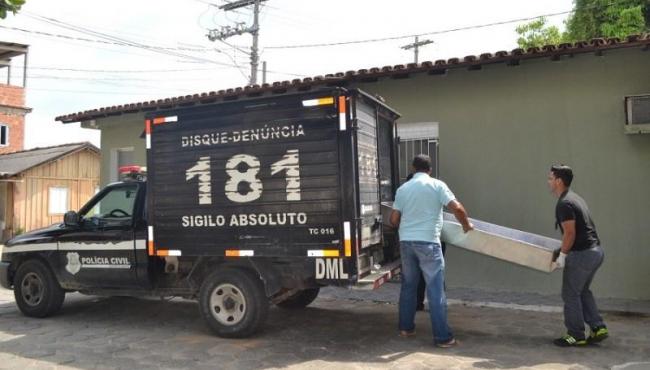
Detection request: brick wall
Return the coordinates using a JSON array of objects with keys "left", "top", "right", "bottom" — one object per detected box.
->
[
  {"left": 0, "top": 84, "right": 26, "bottom": 154},
  {"left": 0, "top": 84, "right": 25, "bottom": 107}
]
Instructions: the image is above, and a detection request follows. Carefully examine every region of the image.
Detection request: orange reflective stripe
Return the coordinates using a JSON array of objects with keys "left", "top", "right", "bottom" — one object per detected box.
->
[
  {"left": 338, "top": 96, "right": 346, "bottom": 113},
  {"left": 225, "top": 250, "right": 254, "bottom": 257},
  {"left": 344, "top": 240, "right": 352, "bottom": 257}
]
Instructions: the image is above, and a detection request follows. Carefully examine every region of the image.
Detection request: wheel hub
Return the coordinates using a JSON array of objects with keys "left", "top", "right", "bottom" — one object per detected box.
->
[
  {"left": 21, "top": 272, "right": 44, "bottom": 307},
  {"left": 210, "top": 283, "right": 246, "bottom": 326}
]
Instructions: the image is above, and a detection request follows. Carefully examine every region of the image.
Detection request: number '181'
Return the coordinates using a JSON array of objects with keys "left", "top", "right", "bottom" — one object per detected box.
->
[{"left": 185, "top": 149, "right": 301, "bottom": 204}]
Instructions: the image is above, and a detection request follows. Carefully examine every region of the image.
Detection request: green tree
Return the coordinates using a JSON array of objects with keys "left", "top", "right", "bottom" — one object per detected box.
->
[
  {"left": 516, "top": 17, "right": 563, "bottom": 48},
  {"left": 0, "top": 0, "right": 25, "bottom": 19},
  {"left": 564, "top": 0, "right": 649, "bottom": 41}
]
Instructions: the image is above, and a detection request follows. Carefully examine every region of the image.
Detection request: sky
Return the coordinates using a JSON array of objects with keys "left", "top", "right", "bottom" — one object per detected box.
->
[{"left": 1, "top": 0, "right": 573, "bottom": 149}]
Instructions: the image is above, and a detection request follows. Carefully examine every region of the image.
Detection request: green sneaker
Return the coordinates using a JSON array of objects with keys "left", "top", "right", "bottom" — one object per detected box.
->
[
  {"left": 553, "top": 334, "right": 587, "bottom": 347},
  {"left": 588, "top": 326, "right": 609, "bottom": 343}
]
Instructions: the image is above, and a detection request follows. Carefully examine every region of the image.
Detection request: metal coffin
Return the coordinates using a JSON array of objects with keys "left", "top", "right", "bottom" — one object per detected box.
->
[{"left": 441, "top": 212, "right": 561, "bottom": 273}]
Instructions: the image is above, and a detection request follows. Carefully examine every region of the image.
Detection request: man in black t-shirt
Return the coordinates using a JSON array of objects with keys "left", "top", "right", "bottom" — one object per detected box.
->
[{"left": 547, "top": 165, "right": 608, "bottom": 347}]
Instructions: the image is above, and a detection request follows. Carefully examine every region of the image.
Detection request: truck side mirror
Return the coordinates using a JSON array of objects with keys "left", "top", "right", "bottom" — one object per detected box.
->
[{"left": 64, "top": 211, "right": 80, "bottom": 228}]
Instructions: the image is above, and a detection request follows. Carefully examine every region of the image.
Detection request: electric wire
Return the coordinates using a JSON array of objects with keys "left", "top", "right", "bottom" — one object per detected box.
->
[{"left": 261, "top": 0, "right": 640, "bottom": 49}]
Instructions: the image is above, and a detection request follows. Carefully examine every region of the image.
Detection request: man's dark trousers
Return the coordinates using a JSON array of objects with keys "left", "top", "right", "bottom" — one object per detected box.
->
[{"left": 562, "top": 246, "right": 606, "bottom": 339}]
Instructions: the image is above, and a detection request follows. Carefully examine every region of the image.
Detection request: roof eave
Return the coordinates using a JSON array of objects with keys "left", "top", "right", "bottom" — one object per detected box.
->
[{"left": 55, "top": 34, "right": 650, "bottom": 124}]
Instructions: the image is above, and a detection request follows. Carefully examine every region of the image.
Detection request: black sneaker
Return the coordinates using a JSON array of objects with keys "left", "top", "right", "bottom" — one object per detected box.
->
[
  {"left": 587, "top": 326, "right": 609, "bottom": 344},
  {"left": 553, "top": 334, "right": 587, "bottom": 347}
]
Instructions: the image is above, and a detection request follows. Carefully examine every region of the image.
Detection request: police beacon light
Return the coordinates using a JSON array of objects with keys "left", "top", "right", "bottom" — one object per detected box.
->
[{"left": 118, "top": 165, "right": 147, "bottom": 181}]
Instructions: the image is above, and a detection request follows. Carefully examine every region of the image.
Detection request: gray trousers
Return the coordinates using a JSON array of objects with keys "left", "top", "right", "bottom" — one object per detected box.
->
[{"left": 562, "top": 246, "right": 605, "bottom": 339}]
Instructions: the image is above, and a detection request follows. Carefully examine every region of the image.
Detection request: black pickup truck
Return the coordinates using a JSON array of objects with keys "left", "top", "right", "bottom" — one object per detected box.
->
[{"left": 0, "top": 88, "right": 402, "bottom": 337}]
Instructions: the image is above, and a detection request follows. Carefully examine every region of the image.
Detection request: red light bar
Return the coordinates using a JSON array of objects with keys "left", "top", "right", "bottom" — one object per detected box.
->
[{"left": 119, "top": 165, "right": 141, "bottom": 174}]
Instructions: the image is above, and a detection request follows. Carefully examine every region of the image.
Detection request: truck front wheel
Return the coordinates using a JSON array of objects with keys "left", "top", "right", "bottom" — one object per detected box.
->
[
  {"left": 13, "top": 260, "right": 65, "bottom": 318},
  {"left": 276, "top": 288, "right": 320, "bottom": 309},
  {"left": 198, "top": 269, "right": 269, "bottom": 338}
]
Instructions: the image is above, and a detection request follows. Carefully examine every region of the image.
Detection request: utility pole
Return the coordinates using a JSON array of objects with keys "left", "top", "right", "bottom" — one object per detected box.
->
[
  {"left": 262, "top": 61, "right": 267, "bottom": 84},
  {"left": 207, "top": 0, "right": 267, "bottom": 85},
  {"left": 250, "top": 0, "right": 260, "bottom": 85},
  {"left": 401, "top": 36, "right": 433, "bottom": 64}
]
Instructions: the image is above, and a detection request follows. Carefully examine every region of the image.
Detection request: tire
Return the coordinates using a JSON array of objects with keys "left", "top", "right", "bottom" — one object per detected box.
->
[
  {"left": 198, "top": 268, "right": 269, "bottom": 338},
  {"left": 13, "top": 260, "right": 66, "bottom": 318},
  {"left": 276, "top": 288, "right": 320, "bottom": 309}
]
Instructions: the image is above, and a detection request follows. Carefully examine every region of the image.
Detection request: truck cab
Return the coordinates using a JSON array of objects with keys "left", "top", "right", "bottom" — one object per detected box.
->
[{"left": 1, "top": 177, "right": 147, "bottom": 275}]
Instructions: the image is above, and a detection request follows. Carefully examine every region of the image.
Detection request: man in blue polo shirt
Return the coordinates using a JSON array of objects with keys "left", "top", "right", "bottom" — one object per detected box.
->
[{"left": 390, "top": 154, "right": 473, "bottom": 348}]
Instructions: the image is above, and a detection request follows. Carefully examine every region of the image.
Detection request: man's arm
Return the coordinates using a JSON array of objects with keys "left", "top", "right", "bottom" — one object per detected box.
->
[
  {"left": 446, "top": 200, "right": 474, "bottom": 233},
  {"left": 390, "top": 210, "right": 401, "bottom": 228},
  {"left": 559, "top": 220, "right": 576, "bottom": 254}
]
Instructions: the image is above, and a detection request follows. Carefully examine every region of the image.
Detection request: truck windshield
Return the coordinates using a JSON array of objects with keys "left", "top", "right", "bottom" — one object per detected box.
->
[{"left": 81, "top": 184, "right": 139, "bottom": 222}]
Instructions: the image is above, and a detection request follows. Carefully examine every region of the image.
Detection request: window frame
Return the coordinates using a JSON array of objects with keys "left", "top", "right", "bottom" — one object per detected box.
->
[
  {"left": 78, "top": 182, "right": 141, "bottom": 229},
  {"left": 398, "top": 138, "right": 439, "bottom": 184},
  {"left": 48, "top": 186, "right": 69, "bottom": 215},
  {"left": 109, "top": 146, "right": 135, "bottom": 182},
  {"left": 0, "top": 124, "right": 9, "bottom": 147}
]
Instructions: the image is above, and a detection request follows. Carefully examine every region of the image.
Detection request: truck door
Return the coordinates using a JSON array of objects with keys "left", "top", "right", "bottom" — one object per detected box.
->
[
  {"left": 353, "top": 94, "right": 400, "bottom": 277},
  {"left": 355, "top": 101, "right": 383, "bottom": 248},
  {"left": 56, "top": 183, "right": 141, "bottom": 289}
]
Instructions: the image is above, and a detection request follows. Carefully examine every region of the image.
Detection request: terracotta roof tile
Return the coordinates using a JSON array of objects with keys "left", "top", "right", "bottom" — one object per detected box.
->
[
  {"left": 626, "top": 34, "right": 642, "bottom": 42},
  {"left": 56, "top": 34, "right": 650, "bottom": 123},
  {"left": 591, "top": 38, "right": 606, "bottom": 46}
]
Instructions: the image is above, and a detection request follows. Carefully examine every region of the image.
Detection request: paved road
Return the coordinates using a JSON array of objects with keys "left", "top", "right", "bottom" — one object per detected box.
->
[{"left": 0, "top": 287, "right": 649, "bottom": 370}]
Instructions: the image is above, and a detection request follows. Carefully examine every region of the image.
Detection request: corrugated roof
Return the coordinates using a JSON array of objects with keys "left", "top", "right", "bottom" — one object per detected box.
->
[
  {"left": 0, "top": 142, "right": 98, "bottom": 177},
  {"left": 0, "top": 41, "right": 29, "bottom": 61},
  {"left": 56, "top": 34, "right": 650, "bottom": 124}
]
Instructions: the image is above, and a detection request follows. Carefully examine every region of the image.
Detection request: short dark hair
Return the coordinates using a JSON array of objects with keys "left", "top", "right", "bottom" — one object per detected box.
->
[
  {"left": 412, "top": 154, "right": 431, "bottom": 172},
  {"left": 550, "top": 165, "right": 573, "bottom": 187}
]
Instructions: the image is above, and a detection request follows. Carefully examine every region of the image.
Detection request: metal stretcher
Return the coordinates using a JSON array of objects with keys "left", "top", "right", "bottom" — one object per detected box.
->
[
  {"left": 441, "top": 212, "right": 561, "bottom": 273},
  {"left": 381, "top": 202, "right": 561, "bottom": 273}
]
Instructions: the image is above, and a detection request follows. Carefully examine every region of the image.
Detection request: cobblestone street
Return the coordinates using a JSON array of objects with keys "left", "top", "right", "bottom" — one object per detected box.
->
[{"left": 0, "top": 285, "right": 649, "bottom": 369}]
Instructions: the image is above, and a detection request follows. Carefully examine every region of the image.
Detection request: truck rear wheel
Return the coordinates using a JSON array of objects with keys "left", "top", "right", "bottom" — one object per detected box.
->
[
  {"left": 13, "top": 260, "right": 65, "bottom": 318},
  {"left": 276, "top": 287, "right": 320, "bottom": 309},
  {"left": 198, "top": 268, "right": 268, "bottom": 338}
]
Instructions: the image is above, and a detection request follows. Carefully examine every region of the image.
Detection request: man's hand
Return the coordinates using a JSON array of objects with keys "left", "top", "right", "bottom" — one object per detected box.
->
[
  {"left": 447, "top": 200, "right": 473, "bottom": 233},
  {"left": 555, "top": 252, "right": 568, "bottom": 268}
]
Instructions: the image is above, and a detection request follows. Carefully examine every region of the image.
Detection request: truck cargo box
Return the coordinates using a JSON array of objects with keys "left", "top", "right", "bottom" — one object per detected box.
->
[{"left": 146, "top": 88, "right": 401, "bottom": 285}]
